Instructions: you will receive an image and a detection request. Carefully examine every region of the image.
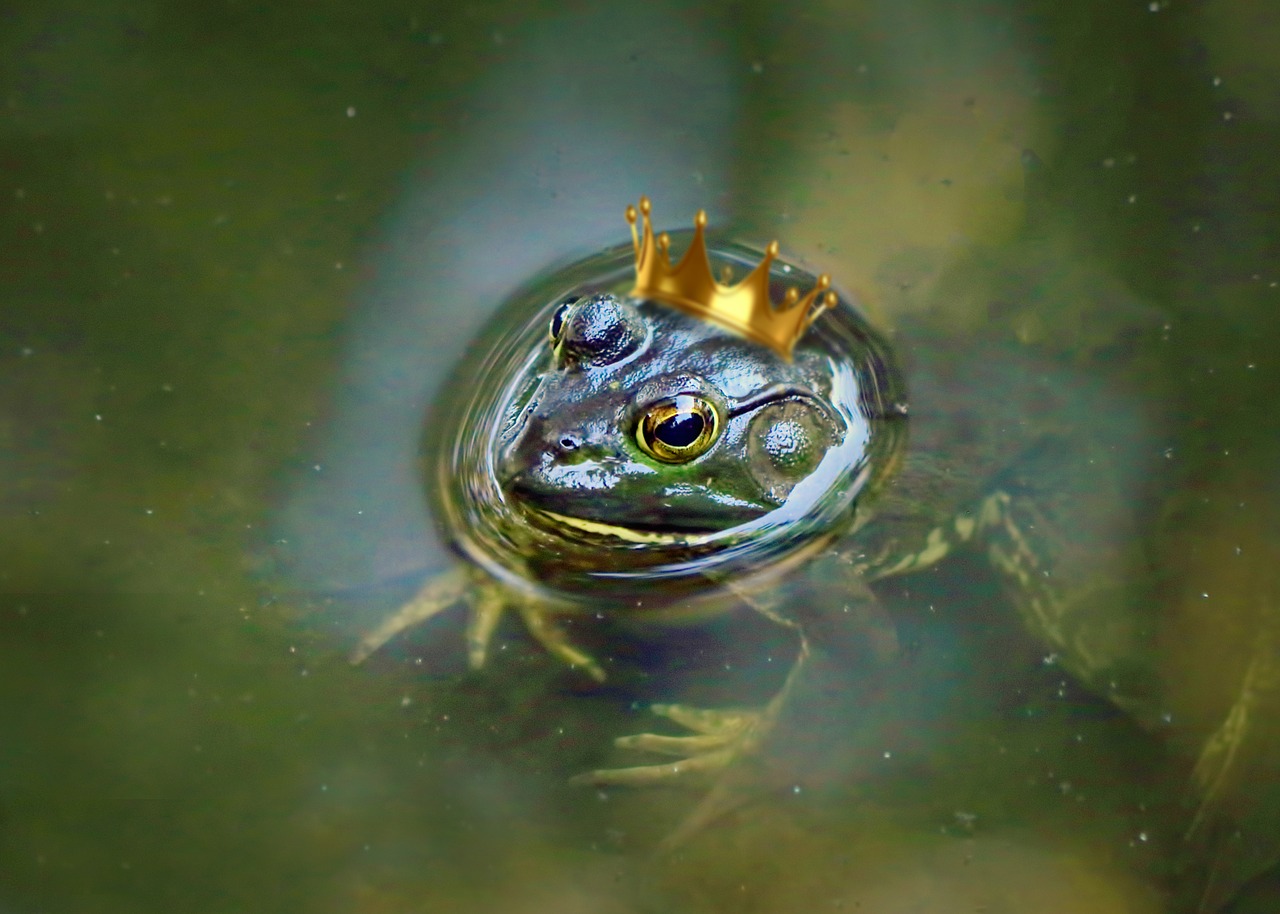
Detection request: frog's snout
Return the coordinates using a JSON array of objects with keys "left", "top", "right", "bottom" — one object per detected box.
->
[{"left": 498, "top": 417, "right": 625, "bottom": 492}]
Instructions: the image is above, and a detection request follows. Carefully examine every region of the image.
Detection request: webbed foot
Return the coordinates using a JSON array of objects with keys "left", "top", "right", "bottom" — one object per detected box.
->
[
  {"left": 572, "top": 703, "right": 770, "bottom": 786},
  {"left": 574, "top": 698, "right": 790, "bottom": 852},
  {"left": 350, "top": 565, "right": 605, "bottom": 681}
]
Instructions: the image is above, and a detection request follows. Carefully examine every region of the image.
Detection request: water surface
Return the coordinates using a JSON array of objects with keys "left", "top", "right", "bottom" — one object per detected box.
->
[{"left": 2, "top": 2, "right": 1278, "bottom": 912}]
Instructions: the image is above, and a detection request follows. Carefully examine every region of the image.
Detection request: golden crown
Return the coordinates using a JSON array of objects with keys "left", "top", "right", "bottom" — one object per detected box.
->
[{"left": 625, "top": 196, "right": 836, "bottom": 361}]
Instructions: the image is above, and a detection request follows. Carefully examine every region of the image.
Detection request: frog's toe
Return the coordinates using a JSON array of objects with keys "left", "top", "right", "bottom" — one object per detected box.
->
[
  {"left": 464, "top": 585, "right": 505, "bottom": 669},
  {"left": 648, "top": 702, "right": 757, "bottom": 736},
  {"left": 570, "top": 747, "right": 738, "bottom": 787},
  {"left": 350, "top": 566, "right": 470, "bottom": 664},
  {"left": 614, "top": 731, "right": 738, "bottom": 756},
  {"left": 515, "top": 603, "right": 607, "bottom": 682},
  {"left": 572, "top": 704, "right": 767, "bottom": 787}
]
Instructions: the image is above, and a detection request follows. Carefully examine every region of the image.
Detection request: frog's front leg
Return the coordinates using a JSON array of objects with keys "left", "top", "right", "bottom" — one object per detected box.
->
[
  {"left": 351, "top": 564, "right": 605, "bottom": 681},
  {"left": 577, "top": 491, "right": 982, "bottom": 799},
  {"left": 572, "top": 590, "right": 808, "bottom": 789},
  {"left": 575, "top": 556, "right": 898, "bottom": 842},
  {"left": 572, "top": 638, "right": 804, "bottom": 852}
]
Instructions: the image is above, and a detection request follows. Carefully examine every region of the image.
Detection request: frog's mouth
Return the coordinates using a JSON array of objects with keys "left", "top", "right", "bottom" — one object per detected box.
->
[
  {"left": 526, "top": 506, "right": 718, "bottom": 546},
  {"left": 504, "top": 462, "right": 769, "bottom": 545}
]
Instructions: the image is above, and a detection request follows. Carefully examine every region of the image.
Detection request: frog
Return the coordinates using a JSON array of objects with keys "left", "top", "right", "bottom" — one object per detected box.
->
[{"left": 352, "top": 204, "right": 1161, "bottom": 840}]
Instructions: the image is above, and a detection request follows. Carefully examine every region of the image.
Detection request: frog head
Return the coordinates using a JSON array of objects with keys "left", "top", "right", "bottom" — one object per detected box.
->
[
  {"left": 498, "top": 292, "right": 850, "bottom": 544},
  {"left": 432, "top": 241, "right": 900, "bottom": 597}
]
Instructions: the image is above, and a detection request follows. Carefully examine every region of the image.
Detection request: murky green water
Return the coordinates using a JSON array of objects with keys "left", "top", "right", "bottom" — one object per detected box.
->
[{"left": 3, "top": 2, "right": 1278, "bottom": 912}]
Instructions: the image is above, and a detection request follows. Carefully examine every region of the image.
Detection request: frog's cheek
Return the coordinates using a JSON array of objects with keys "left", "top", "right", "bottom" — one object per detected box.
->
[{"left": 746, "top": 399, "right": 844, "bottom": 504}]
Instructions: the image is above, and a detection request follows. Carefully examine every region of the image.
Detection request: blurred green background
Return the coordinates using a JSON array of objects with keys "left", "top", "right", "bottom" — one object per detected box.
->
[{"left": 2, "top": 1, "right": 1278, "bottom": 912}]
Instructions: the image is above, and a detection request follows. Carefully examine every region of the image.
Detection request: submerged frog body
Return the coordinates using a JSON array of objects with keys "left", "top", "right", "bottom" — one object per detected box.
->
[{"left": 355, "top": 230, "right": 1157, "bottom": 833}]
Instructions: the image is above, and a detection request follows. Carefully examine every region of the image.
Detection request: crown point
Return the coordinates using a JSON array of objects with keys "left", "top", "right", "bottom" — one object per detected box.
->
[{"left": 624, "top": 197, "right": 836, "bottom": 361}]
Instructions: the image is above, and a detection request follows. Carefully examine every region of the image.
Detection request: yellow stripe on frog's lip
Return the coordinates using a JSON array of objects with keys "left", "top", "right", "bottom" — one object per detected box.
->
[{"left": 533, "top": 508, "right": 714, "bottom": 546}]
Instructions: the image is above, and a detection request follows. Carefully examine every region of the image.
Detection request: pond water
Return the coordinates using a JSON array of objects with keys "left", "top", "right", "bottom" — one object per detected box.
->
[{"left": 2, "top": 2, "right": 1278, "bottom": 912}]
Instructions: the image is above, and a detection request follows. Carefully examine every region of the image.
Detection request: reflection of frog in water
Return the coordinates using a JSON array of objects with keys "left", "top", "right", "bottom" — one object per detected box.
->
[{"left": 355, "top": 202, "right": 1160, "bottom": 838}]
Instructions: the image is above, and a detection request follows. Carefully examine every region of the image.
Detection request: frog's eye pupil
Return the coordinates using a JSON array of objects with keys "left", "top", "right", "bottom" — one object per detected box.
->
[
  {"left": 654, "top": 412, "right": 703, "bottom": 448},
  {"left": 636, "top": 394, "right": 720, "bottom": 463}
]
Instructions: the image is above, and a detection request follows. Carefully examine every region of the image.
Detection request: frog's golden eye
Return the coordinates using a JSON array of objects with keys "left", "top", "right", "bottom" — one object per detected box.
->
[
  {"left": 636, "top": 394, "right": 720, "bottom": 463},
  {"left": 548, "top": 297, "right": 579, "bottom": 344}
]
